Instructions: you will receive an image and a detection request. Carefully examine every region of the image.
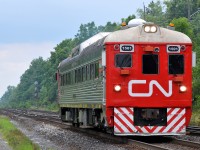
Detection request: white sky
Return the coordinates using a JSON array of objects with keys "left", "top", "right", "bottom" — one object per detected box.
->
[{"left": 0, "top": 0, "right": 158, "bottom": 97}]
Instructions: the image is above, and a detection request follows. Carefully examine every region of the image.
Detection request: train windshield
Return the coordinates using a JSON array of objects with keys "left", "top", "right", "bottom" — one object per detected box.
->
[
  {"left": 143, "top": 54, "right": 158, "bottom": 74},
  {"left": 169, "top": 55, "right": 184, "bottom": 74},
  {"left": 115, "top": 54, "right": 132, "bottom": 67}
]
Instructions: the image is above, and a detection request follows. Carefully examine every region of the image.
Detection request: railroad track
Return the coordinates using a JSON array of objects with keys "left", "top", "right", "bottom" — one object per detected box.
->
[
  {"left": 1, "top": 109, "right": 200, "bottom": 150},
  {"left": 128, "top": 135, "right": 200, "bottom": 150},
  {"left": 187, "top": 126, "right": 200, "bottom": 135}
]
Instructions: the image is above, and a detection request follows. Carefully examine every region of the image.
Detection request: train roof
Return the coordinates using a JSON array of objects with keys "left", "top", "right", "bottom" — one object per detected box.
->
[
  {"left": 58, "top": 33, "right": 110, "bottom": 68},
  {"left": 104, "top": 24, "right": 192, "bottom": 44},
  {"left": 79, "top": 32, "right": 110, "bottom": 52},
  {"left": 58, "top": 24, "right": 192, "bottom": 69}
]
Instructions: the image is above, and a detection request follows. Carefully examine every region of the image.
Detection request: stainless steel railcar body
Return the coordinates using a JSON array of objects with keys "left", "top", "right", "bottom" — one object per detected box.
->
[{"left": 57, "top": 33, "right": 109, "bottom": 127}]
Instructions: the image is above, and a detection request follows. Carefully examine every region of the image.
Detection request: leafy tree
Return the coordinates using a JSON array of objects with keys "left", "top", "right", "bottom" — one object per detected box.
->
[
  {"left": 76, "top": 21, "right": 120, "bottom": 43},
  {"left": 50, "top": 38, "right": 77, "bottom": 65},
  {"left": 121, "top": 14, "right": 136, "bottom": 25},
  {"left": 164, "top": 0, "right": 200, "bottom": 20},
  {"left": 164, "top": 0, "right": 189, "bottom": 19},
  {"left": 17, "top": 57, "right": 47, "bottom": 101},
  {"left": 46, "top": 38, "right": 77, "bottom": 102},
  {"left": 171, "top": 17, "right": 194, "bottom": 38},
  {"left": 75, "top": 22, "right": 99, "bottom": 43},
  {"left": 137, "top": 0, "right": 167, "bottom": 26},
  {"left": 0, "top": 86, "right": 16, "bottom": 103},
  {"left": 99, "top": 22, "right": 120, "bottom": 32},
  {"left": 191, "top": 14, "right": 200, "bottom": 105}
]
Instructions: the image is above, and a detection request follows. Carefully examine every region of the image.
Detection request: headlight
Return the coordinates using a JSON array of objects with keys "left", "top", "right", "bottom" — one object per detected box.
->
[
  {"left": 144, "top": 25, "right": 157, "bottom": 33},
  {"left": 150, "top": 26, "right": 157, "bottom": 32},
  {"left": 144, "top": 26, "right": 151, "bottom": 32},
  {"left": 180, "top": 85, "right": 187, "bottom": 92},
  {"left": 114, "top": 85, "right": 121, "bottom": 92}
]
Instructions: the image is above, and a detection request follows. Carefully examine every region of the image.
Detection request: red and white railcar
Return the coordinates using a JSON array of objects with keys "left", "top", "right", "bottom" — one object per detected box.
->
[
  {"left": 104, "top": 21, "right": 192, "bottom": 135},
  {"left": 57, "top": 19, "right": 194, "bottom": 136}
]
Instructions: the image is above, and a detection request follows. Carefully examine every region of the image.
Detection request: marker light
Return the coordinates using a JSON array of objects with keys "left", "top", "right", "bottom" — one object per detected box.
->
[
  {"left": 180, "top": 85, "right": 187, "bottom": 92},
  {"left": 181, "top": 45, "right": 186, "bottom": 51},
  {"left": 121, "top": 22, "right": 126, "bottom": 26},
  {"left": 114, "top": 85, "right": 121, "bottom": 92},
  {"left": 169, "top": 23, "right": 175, "bottom": 27},
  {"left": 114, "top": 44, "right": 120, "bottom": 50}
]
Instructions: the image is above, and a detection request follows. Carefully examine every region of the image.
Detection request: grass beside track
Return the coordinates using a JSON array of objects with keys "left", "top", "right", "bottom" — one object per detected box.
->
[
  {"left": 190, "top": 109, "right": 200, "bottom": 126},
  {"left": 0, "top": 115, "right": 40, "bottom": 150}
]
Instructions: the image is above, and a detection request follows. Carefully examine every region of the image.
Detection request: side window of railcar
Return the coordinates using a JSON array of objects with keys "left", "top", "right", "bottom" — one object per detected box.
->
[
  {"left": 60, "top": 75, "right": 62, "bottom": 86},
  {"left": 69, "top": 73, "right": 71, "bottom": 84},
  {"left": 67, "top": 73, "right": 69, "bottom": 85},
  {"left": 65, "top": 73, "right": 67, "bottom": 85},
  {"left": 72, "top": 70, "right": 75, "bottom": 84},
  {"left": 69, "top": 72, "right": 72, "bottom": 84},
  {"left": 143, "top": 54, "right": 158, "bottom": 74},
  {"left": 86, "top": 65, "right": 89, "bottom": 80},
  {"left": 90, "top": 64, "right": 95, "bottom": 80},
  {"left": 63, "top": 74, "right": 65, "bottom": 85},
  {"left": 115, "top": 54, "right": 132, "bottom": 67},
  {"left": 61, "top": 75, "right": 64, "bottom": 86},
  {"left": 66, "top": 73, "right": 68, "bottom": 85},
  {"left": 62, "top": 74, "right": 64, "bottom": 85},
  {"left": 61, "top": 74, "right": 64, "bottom": 86},
  {"left": 82, "top": 67, "right": 86, "bottom": 81},
  {"left": 75, "top": 70, "right": 78, "bottom": 83},
  {"left": 95, "top": 62, "right": 99, "bottom": 78},
  {"left": 81, "top": 68, "right": 83, "bottom": 82},
  {"left": 63, "top": 75, "right": 65, "bottom": 85},
  {"left": 64, "top": 74, "right": 66, "bottom": 85},
  {"left": 66, "top": 73, "right": 71, "bottom": 85},
  {"left": 65, "top": 73, "right": 68, "bottom": 85},
  {"left": 66, "top": 74, "right": 68, "bottom": 85},
  {"left": 78, "top": 68, "right": 82, "bottom": 82},
  {"left": 169, "top": 55, "right": 184, "bottom": 74}
]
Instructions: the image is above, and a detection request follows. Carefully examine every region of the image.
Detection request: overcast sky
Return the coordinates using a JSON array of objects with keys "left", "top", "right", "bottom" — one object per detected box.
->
[{"left": 0, "top": 0, "right": 158, "bottom": 97}]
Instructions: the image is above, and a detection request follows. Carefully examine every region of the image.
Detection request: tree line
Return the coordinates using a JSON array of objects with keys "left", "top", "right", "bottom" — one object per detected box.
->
[{"left": 0, "top": 0, "right": 200, "bottom": 110}]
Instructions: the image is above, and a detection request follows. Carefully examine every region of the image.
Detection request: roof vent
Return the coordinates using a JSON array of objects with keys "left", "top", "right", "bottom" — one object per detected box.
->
[{"left": 128, "top": 19, "right": 146, "bottom": 27}]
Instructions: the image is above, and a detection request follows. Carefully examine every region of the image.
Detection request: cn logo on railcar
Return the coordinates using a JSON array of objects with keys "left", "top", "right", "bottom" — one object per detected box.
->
[{"left": 128, "top": 80, "right": 172, "bottom": 97}]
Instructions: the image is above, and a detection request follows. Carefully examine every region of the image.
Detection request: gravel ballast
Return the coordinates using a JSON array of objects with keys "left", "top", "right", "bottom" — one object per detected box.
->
[
  {"left": 3, "top": 110, "right": 200, "bottom": 150},
  {"left": 10, "top": 116, "right": 137, "bottom": 150}
]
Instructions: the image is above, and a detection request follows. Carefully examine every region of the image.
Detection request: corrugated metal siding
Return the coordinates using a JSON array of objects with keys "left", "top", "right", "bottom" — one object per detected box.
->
[{"left": 59, "top": 78, "right": 103, "bottom": 104}]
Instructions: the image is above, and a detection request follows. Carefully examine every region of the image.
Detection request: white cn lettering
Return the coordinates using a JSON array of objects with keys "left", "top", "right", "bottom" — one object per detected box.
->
[{"left": 128, "top": 80, "right": 172, "bottom": 97}]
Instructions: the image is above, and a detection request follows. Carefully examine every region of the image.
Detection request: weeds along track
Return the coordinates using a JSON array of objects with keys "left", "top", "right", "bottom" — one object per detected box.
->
[{"left": 1, "top": 109, "right": 200, "bottom": 150}]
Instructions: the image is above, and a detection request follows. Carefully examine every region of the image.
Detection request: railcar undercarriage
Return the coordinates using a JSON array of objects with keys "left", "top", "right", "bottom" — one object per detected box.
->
[{"left": 60, "top": 107, "right": 105, "bottom": 128}]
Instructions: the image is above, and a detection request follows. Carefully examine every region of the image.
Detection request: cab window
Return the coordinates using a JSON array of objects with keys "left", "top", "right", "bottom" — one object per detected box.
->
[
  {"left": 115, "top": 54, "right": 132, "bottom": 67},
  {"left": 169, "top": 55, "right": 184, "bottom": 74},
  {"left": 143, "top": 54, "right": 158, "bottom": 74}
]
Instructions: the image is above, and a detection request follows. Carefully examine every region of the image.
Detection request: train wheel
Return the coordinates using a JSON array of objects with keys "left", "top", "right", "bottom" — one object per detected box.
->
[{"left": 72, "top": 123, "right": 80, "bottom": 127}]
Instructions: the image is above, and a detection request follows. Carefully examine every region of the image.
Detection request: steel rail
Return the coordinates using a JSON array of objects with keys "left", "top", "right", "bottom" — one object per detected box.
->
[
  {"left": 187, "top": 126, "right": 200, "bottom": 135},
  {"left": 128, "top": 139, "right": 168, "bottom": 150},
  {"left": 171, "top": 138, "right": 200, "bottom": 149}
]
